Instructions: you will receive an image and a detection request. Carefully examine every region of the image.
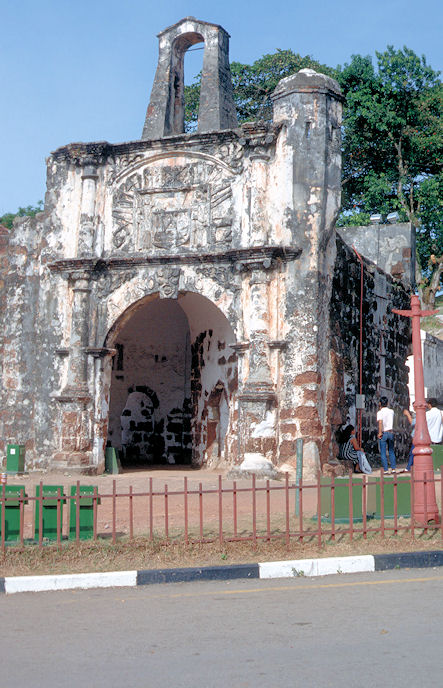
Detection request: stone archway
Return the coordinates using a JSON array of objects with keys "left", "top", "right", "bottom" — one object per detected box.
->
[{"left": 104, "top": 291, "right": 238, "bottom": 468}]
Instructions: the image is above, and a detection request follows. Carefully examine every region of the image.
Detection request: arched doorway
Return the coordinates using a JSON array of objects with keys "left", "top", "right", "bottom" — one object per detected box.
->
[{"left": 105, "top": 292, "right": 237, "bottom": 468}]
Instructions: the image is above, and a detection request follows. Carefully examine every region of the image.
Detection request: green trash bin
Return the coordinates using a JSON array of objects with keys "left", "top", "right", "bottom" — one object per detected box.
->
[
  {"left": 34, "top": 485, "right": 66, "bottom": 541},
  {"left": 69, "top": 485, "right": 100, "bottom": 540},
  {"left": 6, "top": 444, "right": 25, "bottom": 473},
  {"left": 0, "top": 485, "right": 27, "bottom": 541},
  {"left": 319, "top": 477, "right": 376, "bottom": 523}
]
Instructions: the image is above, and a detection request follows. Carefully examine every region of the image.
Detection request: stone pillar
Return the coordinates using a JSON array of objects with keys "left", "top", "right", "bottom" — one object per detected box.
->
[
  {"left": 198, "top": 23, "right": 238, "bottom": 133},
  {"left": 236, "top": 263, "right": 277, "bottom": 472},
  {"left": 78, "top": 161, "right": 98, "bottom": 256},
  {"left": 247, "top": 149, "right": 270, "bottom": 246},
  {"left": 65, "top": 272, "right": 91, "bottom": 394},
  {"left": 270, "top": 69, "right": 343, "bottom": 474},
  {"left": 53, "top": 272, "right": 94, "bottom": 470}
]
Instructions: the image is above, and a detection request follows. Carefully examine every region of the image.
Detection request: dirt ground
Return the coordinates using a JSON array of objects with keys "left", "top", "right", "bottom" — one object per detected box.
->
[{"left": 1, "top": 464, "right": 442, "bottom": 577}]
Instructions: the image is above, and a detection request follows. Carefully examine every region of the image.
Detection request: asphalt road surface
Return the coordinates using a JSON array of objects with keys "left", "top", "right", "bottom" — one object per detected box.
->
[{"left": 1, "top": 568, "right": 442, "bottom": 687}]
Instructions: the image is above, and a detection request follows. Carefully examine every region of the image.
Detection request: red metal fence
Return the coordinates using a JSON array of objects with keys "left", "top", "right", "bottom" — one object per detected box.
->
[{"left": 1, "top": 470, "right": 442, "bottom": 552}]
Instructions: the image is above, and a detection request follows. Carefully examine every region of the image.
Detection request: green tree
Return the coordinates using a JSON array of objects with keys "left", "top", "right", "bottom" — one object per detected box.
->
[
  {"left": 185, "top": 49, "right": 336, "bottom": 130},
  {"left": 336, "top": 47, "right": 442, "bottom": 305},
  {"left": 186, "top": 45, "right": 442, "bottom": 305},
  {"left": 0, "top": 201, "right": 44, "bottom": 229}
]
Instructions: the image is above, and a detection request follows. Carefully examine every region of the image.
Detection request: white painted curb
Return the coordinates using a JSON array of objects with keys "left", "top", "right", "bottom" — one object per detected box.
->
[
  {"left": 259, "top": 555, "right": 375, "bottom": 579},
  {"left": 5, "top": 570, "right": 137, "bottom": 594}
]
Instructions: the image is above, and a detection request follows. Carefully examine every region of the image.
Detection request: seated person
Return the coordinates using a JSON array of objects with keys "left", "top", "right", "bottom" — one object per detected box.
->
[{"left": 337, "top": 424, "right": 362, "bottom": 472}]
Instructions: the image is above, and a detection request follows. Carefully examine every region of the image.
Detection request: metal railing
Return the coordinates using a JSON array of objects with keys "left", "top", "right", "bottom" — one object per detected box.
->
[{"left": 1, "top": 470, "right": 442, "bottom": 552}]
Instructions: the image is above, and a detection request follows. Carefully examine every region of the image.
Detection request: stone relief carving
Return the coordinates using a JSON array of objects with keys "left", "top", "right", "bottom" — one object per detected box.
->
[
  {"left": 111, "top": 153, "right": 239, "bottom": 252},
  {"left": 148, "top": 267, "right": 181, "bottom": 299},
  {"left": 92, "top": 267, "right": 138, "bottom": 299}
]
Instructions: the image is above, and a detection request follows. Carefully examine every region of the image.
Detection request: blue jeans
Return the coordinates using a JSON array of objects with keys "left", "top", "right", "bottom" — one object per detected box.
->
[
  {"left": 407, "top": 443, "right": 414, "bottom": 470},
  {"left": 379, "top": 431, "right": 396, "bottom": 470}
]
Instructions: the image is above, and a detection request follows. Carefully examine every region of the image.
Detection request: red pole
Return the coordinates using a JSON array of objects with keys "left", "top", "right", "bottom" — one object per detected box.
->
[
  {"left": 353, "top": 246, "right": 364, "bottom": 446},
  {"left": 392, "top": 295, "right": 439, "bottom": 524}
]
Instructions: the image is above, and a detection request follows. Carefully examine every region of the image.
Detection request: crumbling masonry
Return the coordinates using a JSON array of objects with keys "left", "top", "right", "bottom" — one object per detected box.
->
[{"left": 0, "top": 18, "right": 411, "bottom": 476}]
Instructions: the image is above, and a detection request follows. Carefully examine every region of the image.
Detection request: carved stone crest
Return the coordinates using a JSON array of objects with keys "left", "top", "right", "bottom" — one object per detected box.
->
[
  {"left": 111, "top": 154, "right": 237, "bottom": 252},
  {"left": 148, "top": 267, "right": 181, "bottom": 299}
]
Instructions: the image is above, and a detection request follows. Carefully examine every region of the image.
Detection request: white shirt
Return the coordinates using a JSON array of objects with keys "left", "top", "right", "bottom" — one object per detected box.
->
[
  {"left": 377, "top": 407, "right": 394, "bottom": 432},
  {"left": 426, "top": 407, "right": 443, "bottom": 444}
]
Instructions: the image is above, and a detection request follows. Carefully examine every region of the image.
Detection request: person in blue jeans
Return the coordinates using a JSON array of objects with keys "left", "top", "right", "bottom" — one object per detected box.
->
[
  {"left": 377, "top": 396, "right": 397, "bottom": 472},
  {"left": 403, "top": 408, "right": 415, "bottom": 471}
]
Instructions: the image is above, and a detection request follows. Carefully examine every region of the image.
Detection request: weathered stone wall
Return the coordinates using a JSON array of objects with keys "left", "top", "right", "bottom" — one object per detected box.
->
[
  {"left": 329, "top": 236, "right": 411, "bottom": 462},
  {"left": 408, "top": 331, "right": 443, "bottom": 406},
  {"left": 0, "top": 19, "right": 354, "bottom": 477},
  {"left": 337, "top": 222, "right": 413, "bottom": 285}
]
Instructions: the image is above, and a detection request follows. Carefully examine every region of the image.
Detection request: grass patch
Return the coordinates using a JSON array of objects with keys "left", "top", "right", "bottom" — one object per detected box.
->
[{"left": 0, "top": 529, "right": 442, "bottom": 578}]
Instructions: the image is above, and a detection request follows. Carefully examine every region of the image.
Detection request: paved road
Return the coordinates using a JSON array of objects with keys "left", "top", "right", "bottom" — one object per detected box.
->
[{"left": 1, "top": 569, "right": 442, "bottom": 687}]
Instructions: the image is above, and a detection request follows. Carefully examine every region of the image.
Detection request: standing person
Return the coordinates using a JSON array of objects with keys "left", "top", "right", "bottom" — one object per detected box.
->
[
  {"left": 377, "top": 396, "right": 397, "bottom": 473},
  {"left": 403, "top": 408, "right": 415, "bottom": 472},
  {"left": 426, "top": 398, "right": 443, "bottom": 444}
]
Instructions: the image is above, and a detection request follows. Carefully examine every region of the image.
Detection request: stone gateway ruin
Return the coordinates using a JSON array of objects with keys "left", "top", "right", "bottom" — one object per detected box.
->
[{"left": 0, "top": 18, "right": 412, "bottom": 477}]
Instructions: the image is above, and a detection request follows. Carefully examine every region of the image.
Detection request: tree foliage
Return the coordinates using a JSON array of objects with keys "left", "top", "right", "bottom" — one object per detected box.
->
[
  {"left": 185, "top": 45, "right": 442, "bottom": 303},
  {"left": 0, "top": 201, "right": 44, "bottom": 229},
  {"left": 336, "top": 47, "right": 442, "bottom": 304},
  {"left": 185, "top": 49, "right": 336, "bottom": 130}
]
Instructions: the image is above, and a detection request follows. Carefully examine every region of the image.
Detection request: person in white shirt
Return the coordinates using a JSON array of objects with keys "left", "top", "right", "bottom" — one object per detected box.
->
[
  {"left": 426, "top": 398, "right": 443, "bottom": 444},
  {"left": 377, "top": 396, "right": 397, "bottom": 473}
]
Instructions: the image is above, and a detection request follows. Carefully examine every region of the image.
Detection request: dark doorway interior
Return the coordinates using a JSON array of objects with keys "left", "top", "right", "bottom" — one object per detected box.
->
[{"left": 107, "top": 298, "right": 192, "bottom": 466}]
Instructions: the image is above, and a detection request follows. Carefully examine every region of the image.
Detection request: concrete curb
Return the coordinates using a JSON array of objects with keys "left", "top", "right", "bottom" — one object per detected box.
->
[{"left": 1, "top": 550, "right": 442, "bottom": 594}]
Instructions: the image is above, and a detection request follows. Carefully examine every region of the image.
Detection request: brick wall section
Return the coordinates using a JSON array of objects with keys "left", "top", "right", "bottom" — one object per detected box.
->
[{"left": 329, "top": 236, "right": 411, "bottom": 462}]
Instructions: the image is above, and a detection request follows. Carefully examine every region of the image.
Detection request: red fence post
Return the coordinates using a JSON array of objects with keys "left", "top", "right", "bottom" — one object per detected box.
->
[
  {"left": 20, "top": 487, "right": 25, "bottom": 549},
  {"left": 252, "top": 474, "right": 257, "bottom": 547},
  {"left": 129, "top": 485, "right": 133, "bottom": 541},
  {"left": 298, "top": 477, "right": 304, "bottom": 543},
  {"left": 39, "top": 480, "right": 43, "bottom": 548},
  {"left": 164, "top": 484, "right": 169, "bottom": 542},
  {"left": 112, "top": 479, "right": 117, "bottom": 545},
  {"left": 233, "top": 480, "right": 238, "bottom": 538},
  {"left": 56, "top": 487, "right": 62, "bottom": 548},
  {"left": 1, "top": 483, "right": 6, "bottom": 555},
  {"left": 331, "top": 475, "right": 335, "bottom": 541},
  {"left": 424, "top": 472, "right": 428, "bottom": 535},
  {"left": 218, "top": 475, "right": 223, "bottom": 546},
  {"left": 362, "top": 475, "right": 367, "bottom": 539},
  {"left": 199, "top": 482, "right": 203, "bottom": 542},
  {"left": 149, "top": 477, "right": 153, "bottom": 541},
  {"left": 380, "top": 471, "right": 385, "bottom": 539},
  {"left": 184, "top": 477, "right": 188, "bottom": 545},
  {"left": 348, "top": 474, "right": 353, "bottom": 542},
  {"left": 285, "top": 473, "right": 290, "bottom": 549},
  {"left": 93, "top": 486, "right": 98, "bottom": 542},
  {"left": 76, "top": 480, "right": 80, "bottom": 545}
]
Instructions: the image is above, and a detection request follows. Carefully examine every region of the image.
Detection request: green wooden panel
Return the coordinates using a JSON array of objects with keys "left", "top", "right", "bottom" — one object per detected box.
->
[
  {"left": 319, "top": 477, "right": 376, "bottom": 523},
  {"left": 69, "top": 486, "right": 100, "bottom": 540},
  {"left": 34, "top": 485, "right": 65, "bottom": 541},
  {"left": 432, "top": 445, "right": 443, "bottom": 471},
  {"left": 374, "top": 476, "right": 411, "bottom": 518},
  {"left": 0, "top": 485, "right": 27, "bottom": 541}
]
